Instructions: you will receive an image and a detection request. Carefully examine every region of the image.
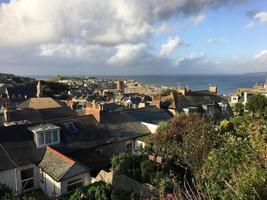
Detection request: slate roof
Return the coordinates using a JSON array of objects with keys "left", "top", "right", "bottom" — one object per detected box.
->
[
  {"left": 18, "top": 98, "right": 64, "bottom": 110},
  {"left": 101, "top": 106, "right": 171, "bottom": 138},
  {"left": 6, "top": 86, "right": 37, "bottom": 98},
  {"left": 52, "top": 115, "right": 109, "bottom": 145},
  {"left": 124, "top": 106, "right": 171, "bottom": 124},
  {"left": 0, "top": 106, "right": 170, "bottom": 171},
  {"left": 5, "top": 107, "right": 79, "bottom": 123},
  {"left": 0, "top": 115, "right": 98, "bottom": 170},
  {"left": 0, "top": 125, "right": 45, "bottom": 170},
  {"left": 162, "top": 90, "right": 228, "bottom": 111},
  {"left": 39, "top": 146, "right": 89, "bottom": 181}
]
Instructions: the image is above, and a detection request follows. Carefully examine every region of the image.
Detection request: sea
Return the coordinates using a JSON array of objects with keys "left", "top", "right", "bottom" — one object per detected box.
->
[{"left": 32, "top": 74, "right": 267, "bottom": 96}]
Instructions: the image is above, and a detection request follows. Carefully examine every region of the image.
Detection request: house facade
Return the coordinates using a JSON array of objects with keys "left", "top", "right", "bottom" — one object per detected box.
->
[
  {"left": 230, "top": 80, "right": 267, "bottom": 106},
  {"left": 0, "top": 97, "right": 171, "bottom": 197}
]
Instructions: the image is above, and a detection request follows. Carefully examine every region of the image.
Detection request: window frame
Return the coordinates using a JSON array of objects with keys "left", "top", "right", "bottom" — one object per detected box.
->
[
  {"left": 20, "top": 168, "right": 34, "bottom": 193},
  {"left": 66, "top": 178, "right": 83, "bottom": 192},
  {"left": 36, "top": 129, "right": 59, "bottom": 148}
]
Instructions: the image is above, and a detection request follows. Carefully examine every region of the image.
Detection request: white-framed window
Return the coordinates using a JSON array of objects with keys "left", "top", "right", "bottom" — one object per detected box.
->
[
  {"left": 20, "top": 168, "right": 34, "bottom": 192},
  {"left": 67, "top": 178, "right": 83, "bottom": 192},
  {"left": 37, "top": 129, "right": 59, "bottom": 148}
]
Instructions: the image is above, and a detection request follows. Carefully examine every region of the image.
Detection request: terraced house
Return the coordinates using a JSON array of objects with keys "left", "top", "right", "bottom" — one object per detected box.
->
[{"left": 0, "top": 93, "right": 171, "bottom": 197}]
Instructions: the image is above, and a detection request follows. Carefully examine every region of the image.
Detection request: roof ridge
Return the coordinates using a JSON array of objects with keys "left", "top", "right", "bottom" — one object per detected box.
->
[{"left": 47, "top": 146, "right": 75, "bottom": 165}]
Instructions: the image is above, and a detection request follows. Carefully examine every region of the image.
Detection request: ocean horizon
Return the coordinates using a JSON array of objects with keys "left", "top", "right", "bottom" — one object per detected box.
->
[{"left": 31, "top": 74, "right": 267, "bottom": 95}]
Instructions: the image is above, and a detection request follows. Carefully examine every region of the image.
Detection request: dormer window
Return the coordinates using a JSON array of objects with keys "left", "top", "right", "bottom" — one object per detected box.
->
[{"left": 28, "top": 124, "right": 60, "bottom": 148}]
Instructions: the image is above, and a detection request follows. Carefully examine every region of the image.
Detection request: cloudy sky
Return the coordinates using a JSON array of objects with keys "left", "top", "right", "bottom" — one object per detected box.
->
[{"left": 0, "top": 0, "right": 266, "bottom": 76}]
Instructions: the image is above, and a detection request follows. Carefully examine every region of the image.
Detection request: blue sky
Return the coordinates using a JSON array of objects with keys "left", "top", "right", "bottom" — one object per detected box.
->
[{"left": 0, "top": 0, "right": 266, "bottom": 75}]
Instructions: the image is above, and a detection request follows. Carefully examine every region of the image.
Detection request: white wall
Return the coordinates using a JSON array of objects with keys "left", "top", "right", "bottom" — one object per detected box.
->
[
  {"left": 38, "top": 169, "right": 91, "bottom": 197},
  {"left": 0, "top": 164, "right": 38, "bottom": 194},
  {"left": 0, "top": 168, "right": 17, "bottom": 193},
  {"left": 141, "top": 122, "right": 158, "bottom": 134},
  {"left": 60, "top": 173, "right": 91, "bottom": 195},
  {"left": 38, "top": 169, "right": 61, "bottom": 198},
  {"left": 134, "top": 140, "right": 146, "bottom": 149}
]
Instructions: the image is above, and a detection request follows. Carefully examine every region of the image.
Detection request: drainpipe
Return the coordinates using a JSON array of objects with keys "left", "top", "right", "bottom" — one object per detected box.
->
[{"left": 15, "top": 168, "right": 19, "bottom": 194}]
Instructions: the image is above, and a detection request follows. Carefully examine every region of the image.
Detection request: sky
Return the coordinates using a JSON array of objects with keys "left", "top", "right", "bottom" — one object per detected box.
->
[{"left": 0, "top": 0, "right": 266, "bottom": 76}]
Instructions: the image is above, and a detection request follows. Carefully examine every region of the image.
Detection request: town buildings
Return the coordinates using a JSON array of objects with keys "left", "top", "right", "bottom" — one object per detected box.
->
[
  {"left": 0, "top": 81, "right": 171, "bottom": 197},
  {"left": 230, "top": 79, "right": 267, "bottom": 106},
  {"left": 0, "top": 75, "right": 237, "bottom": 197}
]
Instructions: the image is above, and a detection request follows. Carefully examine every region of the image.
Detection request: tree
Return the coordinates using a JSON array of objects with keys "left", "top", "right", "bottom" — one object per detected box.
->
[
  {"left": 156, "top": 121, "right": 168, "bottom": 133},
  {"left": 140, "top": 160, "right": 156, "bottom": 183},
  {"left": 151, "top": 113, "right": 220, "bottom": 174},
  {"left": 200, "top": 133, "right": 267, "bottom": 199},
  {"left": 234, "top": 102, "right": 244, "bottom": 115},
  {"left": 246, "top": 94, "right": 267, "bottom": 115},
  {"left": 199, "top": 115, "right": 267, "bottom": 199}
]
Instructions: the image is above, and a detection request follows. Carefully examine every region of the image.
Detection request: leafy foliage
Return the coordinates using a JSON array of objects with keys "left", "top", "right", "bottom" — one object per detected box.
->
[
  {"left": 150, "top": 113, "right": 220, "bottom": 173},
  {"left": 233, "top": 102, "right": 244, "bottom": 115},
  {"left": 62, "top": 182, "right": 111, "bottom": 200},
  {"left": 220, "top": 119, "right": 234, "bottom": 134},
  {"left": 200, "top": 115, "right": 267, "bottom": 199},
  {"left": 246, "top": 94, "right": 267, "bottom": 115},
  {"left": 109, "top": 111, "right": 267, "bottom": 200}
]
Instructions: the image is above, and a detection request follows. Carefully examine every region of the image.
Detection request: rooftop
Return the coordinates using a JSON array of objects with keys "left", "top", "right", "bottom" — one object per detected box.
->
[
  {"left": 18, "top": 97, "right": 64, "bottom": 110},
  {"left": 39, "top": 146, "right": 89, "bottom": 181},
  {"left": 28, "top": 124, "right": 60, "bottom": 132}
]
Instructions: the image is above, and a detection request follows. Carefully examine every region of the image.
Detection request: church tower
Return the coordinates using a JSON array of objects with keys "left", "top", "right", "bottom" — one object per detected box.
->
[
  {"left": 37, "top": 80, "right": 43, "bottom": 98},
  {"left": 264, "top": 78, "right": 267, "bottom": 89}
]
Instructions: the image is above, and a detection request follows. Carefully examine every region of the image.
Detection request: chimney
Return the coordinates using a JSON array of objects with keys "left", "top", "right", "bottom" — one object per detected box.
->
[
  {"left": 177, "top": 87, "right": 188, "bottom": 96},
  {"left": 116, "top": 80, "right": 125, "bottom": 94},
  {"left": 67, "top": 99, "right": 74, "bottom": 110},
  {"left": 151, "top": 95, "right": 161, "bottom": 108},
  {"left": 209, "top": 85, "right": 217, "bottom": 94},
  {"left": 85, "top": 101, "right": 103, "bottom": 122},
  {"left": 3, "top": 107, "right": 11, "bottom": 122},
  {"left": 36, "top": 80, "right": 43, "bottom": 98},
  {"left": 92, "top": 100, "right": 96, "bottom": 109}
]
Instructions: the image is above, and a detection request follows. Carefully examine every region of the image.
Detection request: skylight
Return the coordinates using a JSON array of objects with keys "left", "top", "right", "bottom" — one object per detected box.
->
[{"left": 64, "top": 122, "right": 78, "bottom": 134}]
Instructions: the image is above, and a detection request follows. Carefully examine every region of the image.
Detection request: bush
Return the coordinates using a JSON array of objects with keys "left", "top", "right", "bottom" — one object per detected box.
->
[
  {"left": 64, "top": 182, "right": 111, "bottom": 200},
  {"left": 234, "top": 102, "right": 244, "bottom": 115},
  {"left": 0, "top": 184, "right": 12, "bottom": 199},
  {"left": 140, "top": 160, "right": 156, "bottom": 183},
  {"left": 151, "top": 114, "right": 220, "bottom": 173},
  {"left": 220, "top": 119, "right": 234, "bottom": 134},
  {"left": 156, "top": 121, "right": 169, "bottom": 133},
  {"left": 199, "top": 115, "right": 267, "bottom": 199},
  {"left": 246, "top": 94, "right": 267, "bottom": 115}
]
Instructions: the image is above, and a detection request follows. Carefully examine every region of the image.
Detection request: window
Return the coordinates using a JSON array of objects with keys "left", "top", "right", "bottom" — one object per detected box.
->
[
  {"left": 21, "top": 168, "right": 34, "bottom": 192},
  {"left": 126, "top": 141, "right": 132, "bottom": 151},
  {"left": 67, "top": 178, "right": 83, "bottom": 192},
  {"left": 36, "top": 129, "right": 60, "bottom": 147},
  {"left": 45, "top": 131, "right": 52, "bottom": 144},
  {"left": 52, "top": 130, "right": 58, "bottom": 143},
  {"left": 64, "top": 122, "right": 78, "bottom": 134},
  {"left": 38, "top": 132, "right": 44, "bottom": 146}
]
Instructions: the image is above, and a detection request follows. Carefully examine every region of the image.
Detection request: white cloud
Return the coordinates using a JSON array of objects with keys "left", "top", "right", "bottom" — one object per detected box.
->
[
  {"left": 107, "top": 43, "right": 147, "bottom": 63},
  {"left": 254, "top": 50, "right": 267, "bottom": 62},
  {"left": 177, "top": 52, "right": 206, "bottom": 64},
  {"left": 0, "top": 0, "right": 253, "bottom": 75},
  {"left": 0, "top": 0, "right": 242, "bottom": 47},
  {"left": 159, "top": 36, "right": 183, "bottom": 56},
  {"left": 245, "top": 11, "right": 267, "bottom": 28},
  {"left": 207, "top": 38, "right": 219, "bottom": 44},
  {"left": 191, "top": 14, "right": 206, "bottom": 24},
  {"left": 254, "top": 11, "right": 267, "bottom": 23}
]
